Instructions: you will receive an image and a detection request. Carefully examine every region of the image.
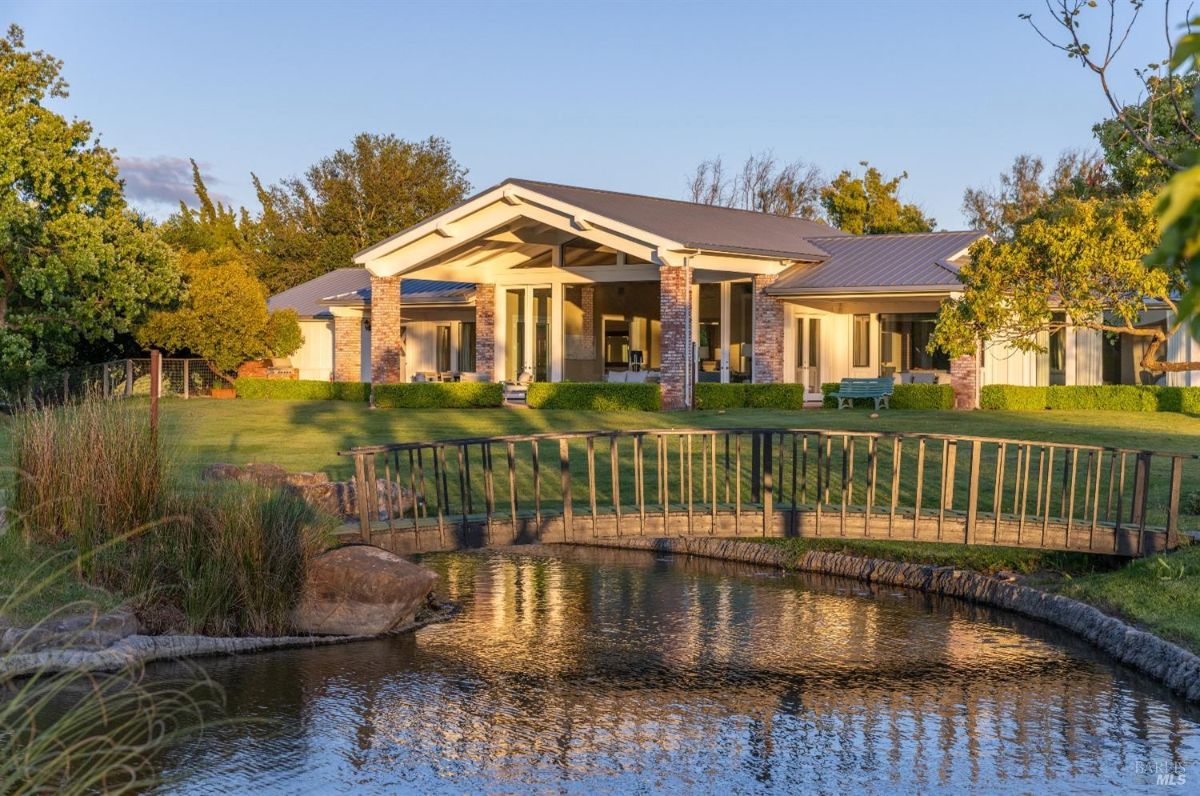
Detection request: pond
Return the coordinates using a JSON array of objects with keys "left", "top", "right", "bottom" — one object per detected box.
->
[{"left": 148, "top": 546, "right": 1199, "bottom": 794}]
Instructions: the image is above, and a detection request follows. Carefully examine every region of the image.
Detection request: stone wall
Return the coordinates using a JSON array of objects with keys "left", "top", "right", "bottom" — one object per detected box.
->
[
  {"left": 951, "top": 349, "right": 979, "bottom": 409},
  {"left": 752, "top": 274, "right": 784, "bottom": 384},
  {"left": 659, "top": 264, "right": 692, "bottom": 410},
  {"left": 333, "top": 315, "right": 362, "bottom": 383},
  {"left": 475, "top": 283, "right": 495, "bottom": 381},
  {"left": 370, "top": 275, "right": 403, "bottom": 383}
]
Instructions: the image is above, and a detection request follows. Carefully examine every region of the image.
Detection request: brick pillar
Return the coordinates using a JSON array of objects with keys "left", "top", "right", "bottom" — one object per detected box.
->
[
  {"left": 370, "top": 275, "right": 403, "bottom": 383},
  {"left": 751, "top": 274, "right": 784, "bottom": 384},
  {"left": 660, "top": 264, "right": 693, "bottom": 410},
  {"left": 333, "top": 314, "right": 363, "bottom": 382},
  {"left": 950, "top": 348, "right": 979, "bottom": 409},
  {"left": 475, "top": 283, "right": 496, "bottom": 381},
  {"left": 579, "top": 285, "right": 596, "bottom": 359}
]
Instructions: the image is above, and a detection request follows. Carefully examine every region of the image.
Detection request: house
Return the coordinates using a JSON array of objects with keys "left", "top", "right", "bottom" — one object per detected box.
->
[{"left": 270, "top": 178, "right": 1200, "bottom": 408}]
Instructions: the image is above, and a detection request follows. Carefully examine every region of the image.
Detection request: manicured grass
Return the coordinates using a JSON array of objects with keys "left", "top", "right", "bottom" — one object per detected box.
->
[
  {"left": 156, "top": 400, "right": 1200, "bottom": 478},
  {"left": 1056, "top": 545, "right": 1200, "bottom": 654}
]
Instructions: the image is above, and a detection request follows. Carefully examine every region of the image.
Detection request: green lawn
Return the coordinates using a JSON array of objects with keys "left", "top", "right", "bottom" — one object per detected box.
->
[
  {"left": 6, "top": 399, "right": 1200, "bottom": 654},
  {"left": 160, "top": 399, "right": 1200, "bottom": 477}
]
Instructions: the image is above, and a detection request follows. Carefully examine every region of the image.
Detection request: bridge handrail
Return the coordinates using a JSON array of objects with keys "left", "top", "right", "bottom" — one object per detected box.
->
[{"left": 338, "top": 427, "right": 1195, "bottom": 557}]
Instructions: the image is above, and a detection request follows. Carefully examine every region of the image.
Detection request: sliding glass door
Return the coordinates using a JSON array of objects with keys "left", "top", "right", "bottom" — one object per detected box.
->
[{"left": 505, "top": 286, "right": 553, "bottom": 382}]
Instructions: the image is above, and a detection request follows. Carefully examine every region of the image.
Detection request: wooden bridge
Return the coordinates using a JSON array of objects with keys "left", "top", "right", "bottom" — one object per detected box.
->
[{"left": 340, "top": 428, "right": 1196, "bottom": 558}]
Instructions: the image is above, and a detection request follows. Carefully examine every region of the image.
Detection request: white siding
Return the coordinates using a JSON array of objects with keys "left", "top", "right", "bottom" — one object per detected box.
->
[
  {"left": 292, "top": 320, "right": 334, "bottom": 381},
  {"left": 981, "top": 341, "right": 1038, "bottom": 386},
  {"left": 1072, "top": 328, "right": 1103, "bottom": 386},
  {"left": 1168, "top": 321, "right": 1199, "bottom": 387}
]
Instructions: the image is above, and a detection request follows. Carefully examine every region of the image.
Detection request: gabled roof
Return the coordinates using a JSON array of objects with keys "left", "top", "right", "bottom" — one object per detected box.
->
[
  {"left": 767, "top": 230, "right": 986, "bottom": 295},
  {"left": 354, "top": 178, "right": 848, "bottom": 266},
  {"left": 268, "top": 268, "right": 474, "bottom": 318},
  {"left": 505, "top": 179, "right": 847, "bottom": 260}
]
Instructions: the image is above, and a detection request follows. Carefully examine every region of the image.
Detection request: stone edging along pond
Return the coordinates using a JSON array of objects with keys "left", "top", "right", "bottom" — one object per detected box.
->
[
  {"left": 0, "top": 604, "right": 457, "bottom": 678},
  {"left": 562, "top": 536, "right": 1200, "bottom": 704}
]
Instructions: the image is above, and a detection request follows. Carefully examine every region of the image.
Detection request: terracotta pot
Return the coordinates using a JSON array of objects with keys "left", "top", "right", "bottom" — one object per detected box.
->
[{"left": 211, "top": 387, "right": 237, "bottom": 400}]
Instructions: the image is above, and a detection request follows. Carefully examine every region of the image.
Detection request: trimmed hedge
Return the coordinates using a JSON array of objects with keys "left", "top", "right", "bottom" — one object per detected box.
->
[
  {"left": 981, "top": 383, "right": 1200, "bottom": 413},
  {"left": 745, "top": 384, "right": 809, "bottom": 409},
  {"left": 821, "top": 381, "right": 952, "bottom": 410},
  {"left": 892, "top": 383, "right": 955, "bottom": 410},
  {"left": 234, "top": 378, "right": 369, "bottom": 402},
  {"left": 526, "top": 382, "right": 661, "bottom": 411},
  {"left": 694, "top": 383, "right": 747, "bottom": 410},
  {"left": 372, "top": 382, "right": 503, "bottom": 409}
]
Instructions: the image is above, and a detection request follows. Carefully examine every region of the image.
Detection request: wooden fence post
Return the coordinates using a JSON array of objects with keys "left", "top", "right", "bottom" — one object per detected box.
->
[
  {"left": 1166, "top": 455, "right": 1184, "bottom": 550},
  {"left": 964, "top": 439, "right": 982, "bottom": 545},
  {"left": 183, "top": 359, "right": 190, "bottom": 400},
  {"left": 125, "top": 359, "right": 134, "bottom": 397},
  {"left": 149, "top": 350, "right": 161, "bottom": 436}
]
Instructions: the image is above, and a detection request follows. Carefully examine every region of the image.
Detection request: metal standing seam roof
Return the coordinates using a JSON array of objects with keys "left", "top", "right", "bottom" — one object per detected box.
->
[
  {"left": 766, "top": 230, "right": 987, "bottom": 294},
  {"left": 268, "top": 268, "right": 474, "bottom": 318},
  {"left": 506, "top": 179, "right": 847, "bottom": 260}
]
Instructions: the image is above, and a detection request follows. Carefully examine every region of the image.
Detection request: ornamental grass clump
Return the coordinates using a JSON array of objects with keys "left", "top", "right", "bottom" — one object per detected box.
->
[{"left": 7, "top": 396, "right": 165, "bottom": 580}]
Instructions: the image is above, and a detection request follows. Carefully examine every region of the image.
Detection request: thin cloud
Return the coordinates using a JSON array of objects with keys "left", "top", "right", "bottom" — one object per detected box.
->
[{"left": 117, "top": 156, "right": 233, "bottom": 209}]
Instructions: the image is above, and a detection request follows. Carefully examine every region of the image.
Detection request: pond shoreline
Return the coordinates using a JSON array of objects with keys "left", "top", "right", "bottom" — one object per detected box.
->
[
  {"left": 559, "top": 536, "right": 1200, "bottom": 703},
  {"left": 0, "top": 602, "right": 458, "bottom": 678}
]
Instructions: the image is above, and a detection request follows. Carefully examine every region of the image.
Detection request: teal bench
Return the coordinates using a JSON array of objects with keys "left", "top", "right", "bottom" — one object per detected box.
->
[{"left": 831, "top": 376, "right": 894, "bottom": 410}]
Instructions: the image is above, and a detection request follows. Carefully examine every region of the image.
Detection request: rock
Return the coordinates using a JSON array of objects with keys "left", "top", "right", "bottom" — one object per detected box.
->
[
  {"left": 0, "top": 609, "right": 139, "bottom": 654},
  {"left": 201, "top": 463, "right": 417, "bottom": 521},
  {"left": 291, "top": 545, "right": 438, "bottom": 636}
]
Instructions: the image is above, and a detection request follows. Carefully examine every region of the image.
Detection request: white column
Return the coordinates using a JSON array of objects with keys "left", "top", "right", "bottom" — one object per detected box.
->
[{"left": 551, "top": 282, "right": 564, "bottom": 382}]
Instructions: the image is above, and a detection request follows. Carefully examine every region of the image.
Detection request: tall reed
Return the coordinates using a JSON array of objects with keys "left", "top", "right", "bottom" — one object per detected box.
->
[{"left": 8, "top": 396, "right": 164, "bottom": 579}]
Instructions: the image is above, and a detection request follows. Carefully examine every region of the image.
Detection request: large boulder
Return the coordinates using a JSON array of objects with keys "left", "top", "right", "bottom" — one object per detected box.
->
[
  {"left": 201, "top": 463, "right": 418, "bottom": 521},
  {"left": 292, "top": 545, "right": 437, "bottom": 636}
]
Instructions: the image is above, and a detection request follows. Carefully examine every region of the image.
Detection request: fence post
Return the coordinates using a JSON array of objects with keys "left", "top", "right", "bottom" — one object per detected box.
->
[
  {"left": 125, "top": 359, "right": 134, "bottom": 397},
  {"left": 149, "top": 350, "right": 161, "bottom": 436},
  {"left": 183, "top": 359, "right": 190, "bottom": 400},
  {"left": 1166, "top": 455, "right": 1184, "bottom": 550},
  {"left": 353, "top": 453, "right": 372, "bottom": 542},
  {"left": 103, "top": 364, "right": 111, "bottom": 399},
  {"left": 964, "top": 439, "right": 982, "bottom": 544}
]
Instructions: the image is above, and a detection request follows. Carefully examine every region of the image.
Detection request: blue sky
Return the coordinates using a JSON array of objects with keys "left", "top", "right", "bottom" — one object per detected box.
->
[{"left": 5, "top": 0, "right": 1182, "bottom": 228}]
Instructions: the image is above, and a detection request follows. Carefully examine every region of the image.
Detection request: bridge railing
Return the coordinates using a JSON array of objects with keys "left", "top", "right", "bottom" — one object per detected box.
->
[{"left": 339, "top": 428, "right": 1197, "bottom": 557}]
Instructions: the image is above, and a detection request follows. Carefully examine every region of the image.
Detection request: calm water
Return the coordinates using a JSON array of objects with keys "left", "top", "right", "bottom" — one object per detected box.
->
[{"left": 148, "top": 546, "right": 1199, "bottom": 794}]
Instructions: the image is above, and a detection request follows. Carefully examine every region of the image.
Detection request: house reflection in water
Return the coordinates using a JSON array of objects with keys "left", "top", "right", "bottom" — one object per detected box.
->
[{"left": 153, "top": 547, "right": 1200, "bottom": 793}]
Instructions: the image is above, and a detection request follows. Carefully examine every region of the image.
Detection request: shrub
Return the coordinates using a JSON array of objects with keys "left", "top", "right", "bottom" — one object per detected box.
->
[
  {"left": 526, "top": 382, "right": 661, "bottom": 411},
  {"left": 980, "top": 384, "right": 1200, "bottom": 413},
  {"left": 980, "top": 385, "right": 1049, "bottom": 411},
  {"left": 1046, "top": 384, "right": 1160, "bottom": 411},
  {"left": 891, "top": 383, "right": 955, "bottom": 410},
  {"left": 372, "top": 381, "right": 503, "bottom": 409},
  {"left": 744, "top": 384, "right": 810, "bottom": 409},
  {"left": 235, "top": 377, "right": 369, "bottom": 401},
  {"left": 694, "top": 383, "right": 746, "bottom": 410}
]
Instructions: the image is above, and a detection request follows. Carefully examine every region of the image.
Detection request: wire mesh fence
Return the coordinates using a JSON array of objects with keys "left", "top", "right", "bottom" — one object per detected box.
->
[{"left": 14, "top": 358, "right": 225, "bottom": 405}]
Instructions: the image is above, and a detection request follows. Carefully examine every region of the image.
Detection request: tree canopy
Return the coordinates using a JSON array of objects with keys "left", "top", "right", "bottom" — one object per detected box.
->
[
  {"left": 0, "top": 25, "right": 181, "bottom": 384},
  {"left": 818, "top": 163, "right": 935, "bottom": 234},
  {"left": 136, "top": 249, "right": 301, "bottom": 377},
  {"left": 686, "top": 152, "right": 824, "bottom": 219},
  {"left": 252, "top": 133, "right": 470, "bottom": 292}
]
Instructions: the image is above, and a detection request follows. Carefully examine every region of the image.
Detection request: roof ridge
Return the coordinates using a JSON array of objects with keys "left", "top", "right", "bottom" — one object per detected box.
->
[
  {"left": 804, "top": 230, "right": 984, "bottom": 240},
  {"left": 507, "top": 177, "right": 843, "bottom": 230}
]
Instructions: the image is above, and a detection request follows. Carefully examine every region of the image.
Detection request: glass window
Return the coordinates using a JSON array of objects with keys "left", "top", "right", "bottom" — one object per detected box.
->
[
  {"left": 458, "top": 322, "right": 476, "bottom": 373},
  {"left": 505, "top": 289, "right": 525, "bottom": 381},
  {"left": 879, "top": 314, "right": 949, "bottom": 374},
  {"left": 853, "top": 315, "right": 871, "bottom": 368},
  {"left": 730, "top": 282, "right": 752, "bottom": 382},
  {"left": 436, "top": 326, "right": 451, "bottom": 372},
  {"left": 533, "top": 287, "right": 552, "bottom": 381}
]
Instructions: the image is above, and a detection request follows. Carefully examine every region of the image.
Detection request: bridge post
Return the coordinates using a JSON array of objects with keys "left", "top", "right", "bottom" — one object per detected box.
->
[
  {"left": 965, "top": 439, "right": 982, "bottom": 545},
  {"left": 1166, "top": 455, "right": 1184, "bottom": 550}
]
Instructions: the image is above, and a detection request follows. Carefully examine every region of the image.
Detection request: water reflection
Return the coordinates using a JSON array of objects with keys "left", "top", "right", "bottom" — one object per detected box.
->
[{"left": 151, "top": 546, "right": 1200, "bottom": 794}]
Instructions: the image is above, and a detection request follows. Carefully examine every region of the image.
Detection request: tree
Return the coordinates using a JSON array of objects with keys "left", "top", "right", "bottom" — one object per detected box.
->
[
  {"left": 819, "top": 162, "right": 935, "bottom": 234},
  {"left": 963, "top": 150, "right": 1108, "bottom": 239},
  {"left": 1023, "top": 1, "right": 1196, "bottom": 183},
  {"left": 686, "top": 152, "right": 824, "bottom": 218},
  {"left": 931, "top": 192, "right": 1200, "bottom": 375},
  {"left": 254, "top": 134, "right": 470, "bottom": 292},
  {"left": 137, "top": 249, "right": 301, "bottom": 379},
  {"left": 0, "top": 25, "right": 182, "bottom": 384}
]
